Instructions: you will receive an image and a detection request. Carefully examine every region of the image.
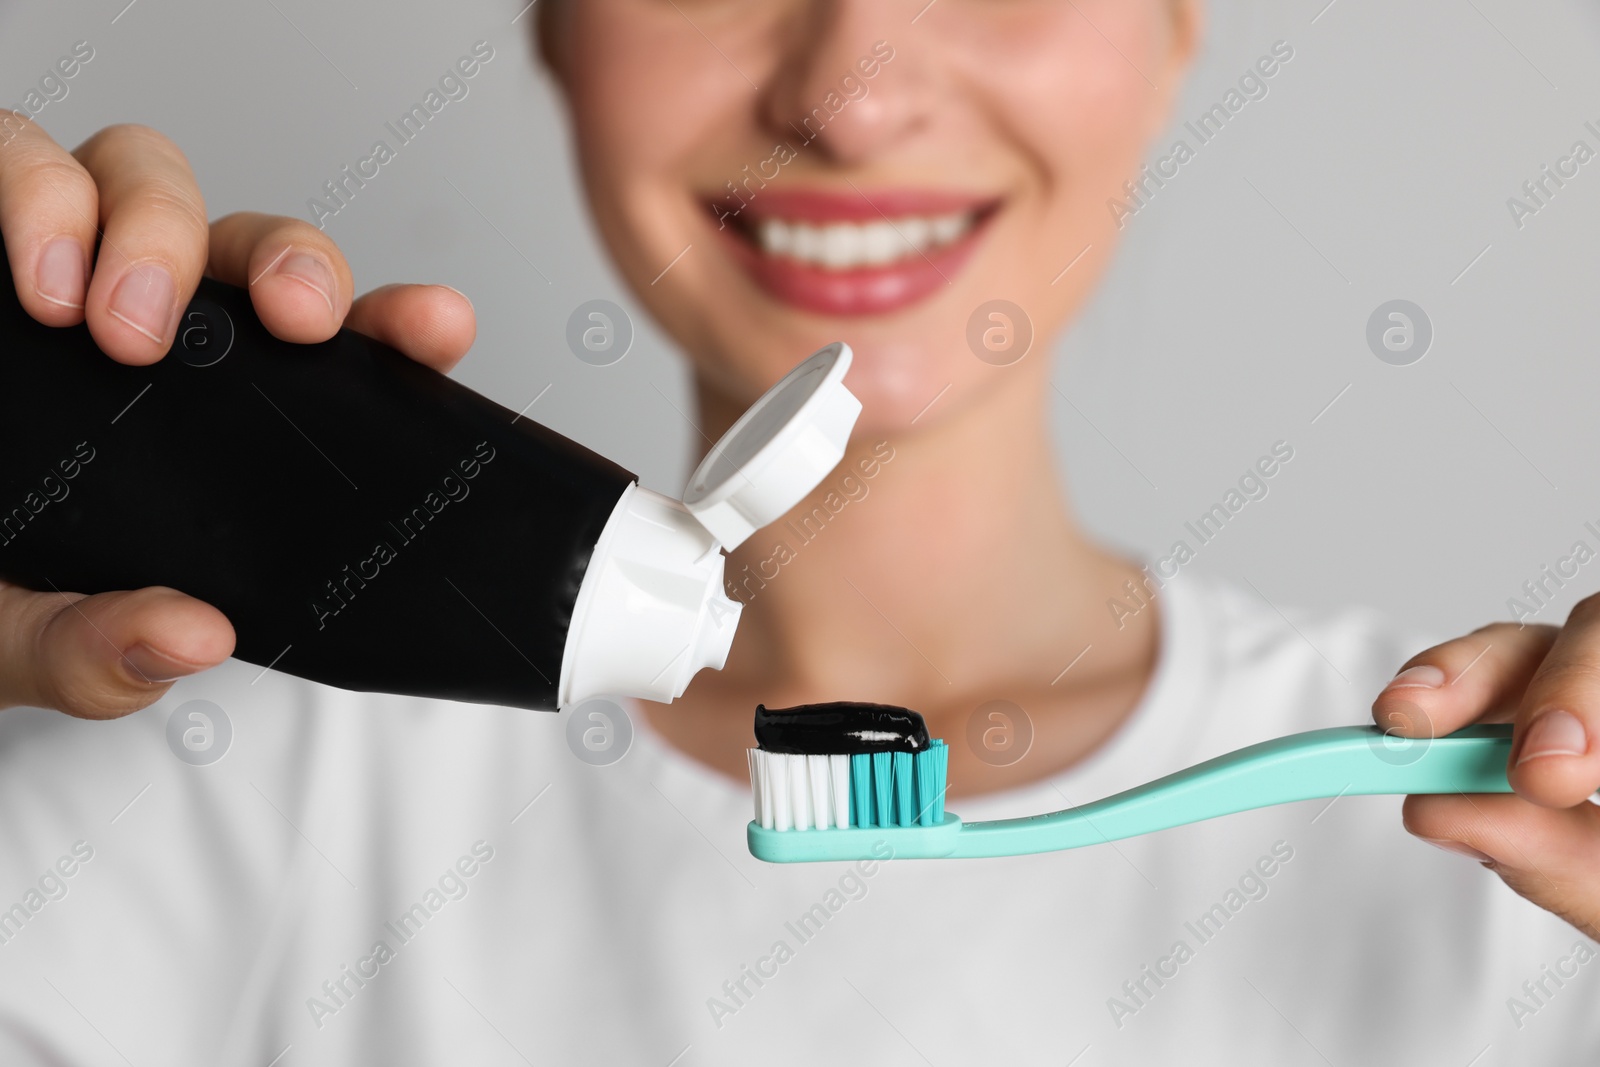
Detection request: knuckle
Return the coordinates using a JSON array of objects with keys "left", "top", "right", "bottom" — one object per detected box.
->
[
  {"left": 7, "top": 157, "right": 98, "bottom": 223},
  {"left": 1451, "top": 633, "right": 1497, "bottom": 660},
  {"left": 217, "top": 211, "right": 344, "bottom": 265},
  {"left": 47, "top": 676, "right": 146, "bottom": 721},
  {"left": 88, "top": 123, "right": 183, "bottom": 162},
  {"left": 131, "top": 176, "right": 208, "bottom": 234},
  {"left": 1472, "top": 620, "right": 1540, "bottom": 640},
  {"left": 23, "top": 595, "right": 139, "bottom": 720},
  {"left": 0, "top": 108, "right": 33, "bottom": 134},
  {"left": 0, "top": 110, "right": 48, "bottom": 154},
  {"left": 208, "top": 209, "right": 262, "bottom": 238},
  {"left": 263, "top": 216, "right": 345, "bottom": 265},
  {"left": 1570, "top": 594, "right": 1600, "bottom": 627},
  {"left": 36, "top": 644, "right": 151, "bottom": 721},
  {"left": 1530, "top": 659, "right": 1600, "bottom": 700},
  {"left": 1399, "top": 798, "right": 1440, "bottom": 839},
  {"left": 44, "top": 677, "right": 108, "bottom": 719},
  {"left": 271, "top": 215, "right": 335, "bottom": 246}
]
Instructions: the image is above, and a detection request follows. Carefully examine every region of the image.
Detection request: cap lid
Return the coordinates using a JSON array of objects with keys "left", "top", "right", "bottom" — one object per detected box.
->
[{"left": 683, "top": 342, "right": 861, "bottom": 550}]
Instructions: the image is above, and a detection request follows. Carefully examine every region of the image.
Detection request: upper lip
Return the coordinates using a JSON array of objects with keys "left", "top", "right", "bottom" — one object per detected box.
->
[{"left": 710, "top": 187, "right": 1002, "bottom": 225}]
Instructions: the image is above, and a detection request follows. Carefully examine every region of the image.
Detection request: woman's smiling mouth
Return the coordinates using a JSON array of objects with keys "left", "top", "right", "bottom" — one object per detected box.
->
[{"left": 708, "top": 187, "right": 1002, "bottom": 317}]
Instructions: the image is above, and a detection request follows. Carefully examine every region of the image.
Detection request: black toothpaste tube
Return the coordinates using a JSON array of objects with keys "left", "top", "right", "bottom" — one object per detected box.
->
[{"left": 0, "top": 261, "right": 860, "bottom": 710}]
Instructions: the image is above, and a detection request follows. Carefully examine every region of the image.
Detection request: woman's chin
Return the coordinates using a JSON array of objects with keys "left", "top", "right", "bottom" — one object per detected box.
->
[
  {"left": 691, "top": 306, "right": 1001, "bottom": 438},
  {"left": 834, "top": 338, "right": 983, "bottom": 437}
]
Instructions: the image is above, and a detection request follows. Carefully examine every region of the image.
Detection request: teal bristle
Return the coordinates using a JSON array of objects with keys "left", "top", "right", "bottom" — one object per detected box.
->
[
  {"left": 851, "top": 752, "right": 872, "bottom": 827},
  {"left": 916, "top": 740, "right": 947, "bottom": 825},
  {"left": 871, "top": 751, "right": 894, "bottom": 827},
  {"left": 892, "top": 751, "right": 913, "bottom": 825},
  {"left": 851, "top": 741, "right": 947, "bottom": 828}
]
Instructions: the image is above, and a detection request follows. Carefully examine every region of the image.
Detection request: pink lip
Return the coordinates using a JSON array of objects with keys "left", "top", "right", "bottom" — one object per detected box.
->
[{"left": 706, "top": 187, "right": 1001, "bottom": 317}]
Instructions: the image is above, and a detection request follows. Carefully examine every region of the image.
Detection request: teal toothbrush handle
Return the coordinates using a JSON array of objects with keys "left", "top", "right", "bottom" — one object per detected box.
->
[
  {"left": 746, "top": 724, "right": 1515, "bottom": 862},
  {"left": 953, "top": 723, "right": 1513, "bottom": 858}
]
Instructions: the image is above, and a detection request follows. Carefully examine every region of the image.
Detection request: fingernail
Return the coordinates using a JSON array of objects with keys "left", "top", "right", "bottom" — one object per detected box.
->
[
  {"left": 122, "top": 643, "right": 208, "bottom": 685},
  {"left": 107, "top": 262, "right": 177, "bottom": 344},
  {"left": 35, "top": 237, "right": 86, "bottom": 308},
  {"left": 274, "top": 251, "right": 335, "bottom": 315},
  {"left": 1420, "top": 837, "right": 1493, "bottom": 863},
  {"left": 1387, "top": 664, "right": 1446, "bottom": 690},
  {"left": 1518, "top": 709, "right": 1589, "bottom": 765}
]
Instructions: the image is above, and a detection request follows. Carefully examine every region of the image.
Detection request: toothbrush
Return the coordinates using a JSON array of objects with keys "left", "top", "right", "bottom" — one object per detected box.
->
[{"left": 745, "top": 703, "right": 1515, "bottom": 863}]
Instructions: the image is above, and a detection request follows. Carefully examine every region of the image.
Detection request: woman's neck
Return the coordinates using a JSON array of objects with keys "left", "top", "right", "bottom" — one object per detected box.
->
[{"left": 644, "top": 368, "right": 1161, "bottom": 797}]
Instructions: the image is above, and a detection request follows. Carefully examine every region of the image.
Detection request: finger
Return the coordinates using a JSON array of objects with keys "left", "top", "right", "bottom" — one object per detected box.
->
[
  {"left": 343, "top": 283, "right": 476, "bottom": 372},
  {"left": 0, "top": 112, "right": 97, "bottom": 326},
  {"left": 1402, "top": 793, "right": 1600, "bottom": 941},
  {"left": 0, "top": 582, "right": 234, "bottom": 720},
  {"left": 1371, "top": 622, "right": 1557, "bottom": 738},
  {"left": 207, "top": 211, "right": 354, "bottom": 342},
  {"left": 1507, "top": 594, "right": 1600, "bottom": 807},
  {"left": 73, "top": 125, "right": 210, "bottom": 364}
]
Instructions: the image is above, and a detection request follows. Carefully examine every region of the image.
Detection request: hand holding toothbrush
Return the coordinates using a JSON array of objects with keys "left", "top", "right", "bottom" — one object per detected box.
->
[{"left": 1373, "top": 610, "right": 1600, "bottom": 941}]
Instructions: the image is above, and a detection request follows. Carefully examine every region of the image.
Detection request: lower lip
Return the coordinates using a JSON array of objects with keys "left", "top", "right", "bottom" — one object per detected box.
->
[{"left": 714, "top": 217, "right": 991, "bottom": 317}]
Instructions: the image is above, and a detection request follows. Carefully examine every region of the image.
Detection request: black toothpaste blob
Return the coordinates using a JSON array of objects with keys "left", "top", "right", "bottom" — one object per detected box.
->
[{"left": 753, "top": 702, "right": 931, "bottom": 755}]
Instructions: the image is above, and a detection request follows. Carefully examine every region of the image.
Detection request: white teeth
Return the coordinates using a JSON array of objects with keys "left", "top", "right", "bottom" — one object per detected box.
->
[
  {"left": 755, "top": 210, "right": 976, "bottom": 271},
  {"left": 898, "top": 217, "right": 930, "bottom": 252},
  {"left": 861, "top": 223, "right": 900, "bottom": 265},
  {"left": 820, "top": 224, "right": 860, "bottom": 270},
  {"left": 763, "top": 219, "right": 792, "bottom": 256},
  {"left": 792, "top": 223, "right": 820, "bottom": 262},
  {"left": 930, "top": 213, "right": 966, "bottom": 244}
]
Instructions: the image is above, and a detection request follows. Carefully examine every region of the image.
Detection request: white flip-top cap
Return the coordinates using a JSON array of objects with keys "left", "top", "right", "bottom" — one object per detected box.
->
[
  {"left": 682, "top": 342, "right": 861, "bottom": 551},
  {"left": 558, "top": 341, "right": 862, "bottom": 709}
]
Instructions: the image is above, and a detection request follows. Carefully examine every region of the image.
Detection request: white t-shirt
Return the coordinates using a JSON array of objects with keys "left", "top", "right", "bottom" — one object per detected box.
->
[{"left": 0, "top": 574, "right": 1594, "bottom": 1066}]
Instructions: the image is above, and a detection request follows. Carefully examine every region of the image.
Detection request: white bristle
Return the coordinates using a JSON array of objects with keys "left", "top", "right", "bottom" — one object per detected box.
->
[
  {"left": 747, "top": 748, "right": 853, "bottom": 832},
  {"left": 812, "top": 755, "right": 838, "bottom": 831},
  {"left": 788, "top": 754, "right": 811, "bottom": 830},
  {"left": 806, "top": 755, "right": 825, "bottom": 829},
  {"left": 761, "top": 753, "right": 776, "bottom": 828},
  {"left": 769, "top": 750, "right": 791, "bottom": 831},
  {"left": 746, "top": 749, "right": 761, "bottom": 820},
  {"left": 830, "top": 753, "right": 850, "bottom": 828},
  {"left": 747, "top": 750, "right": 769, "bottom": 830}
]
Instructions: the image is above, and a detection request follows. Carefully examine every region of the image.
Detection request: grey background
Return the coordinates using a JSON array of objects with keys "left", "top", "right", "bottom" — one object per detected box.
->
[{"left": 3, "top": 0, "right": 1598, "bottom": 639}]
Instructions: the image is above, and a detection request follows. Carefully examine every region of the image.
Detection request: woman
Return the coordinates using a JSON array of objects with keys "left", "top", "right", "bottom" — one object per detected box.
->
[{"left": 0, "top": 0, "right": 1595, "bottom": 1062}]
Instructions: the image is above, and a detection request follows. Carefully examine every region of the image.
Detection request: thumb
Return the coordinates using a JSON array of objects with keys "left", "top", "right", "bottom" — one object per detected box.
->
[{"left": 0, "top": 582, "right": 235, "bottom": 719}]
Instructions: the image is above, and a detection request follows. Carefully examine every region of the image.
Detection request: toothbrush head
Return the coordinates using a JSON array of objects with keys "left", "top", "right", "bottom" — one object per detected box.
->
[{"left": 745, "top": 702, "right": 957, "bottom": 862}]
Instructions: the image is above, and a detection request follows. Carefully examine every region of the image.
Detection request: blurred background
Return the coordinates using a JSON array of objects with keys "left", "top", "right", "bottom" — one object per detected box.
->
[{"left": 3, "top": 0, "right": 1598, "bottom": 637}]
